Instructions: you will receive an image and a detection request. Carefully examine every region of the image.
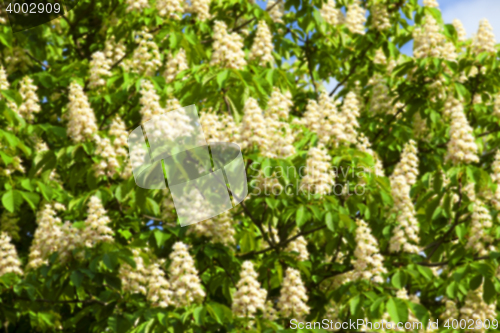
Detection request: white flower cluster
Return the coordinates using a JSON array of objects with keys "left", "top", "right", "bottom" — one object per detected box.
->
[
  {"left": 232, "top": 261, "right": 267, "bottom": 318},
  {"left": 300, "top": 145, "right": 335, "bottom": 195},
  {"left": 125, "top": 0, "right": 149, "bottom": 12},
  {"left": 356, "top": 133, "right": 385, "bottom": 177},
  {"left": 346, "top": 0, "right": 366, "bottom": 35},
  {"left": 460, "top": 285, "right": 497, "bottom": 333},
  {"left": 285, "top": 231, "right": 309, "bottom": 261},
  {"left": 164, "top": 49, "right": 188, "bottom": 83},
  {"left": 413, "top": 15, "right": 457, "bottom": 61},
  {"left": 263, "top": 300, "right": 278, "bottom": 321},
  {"left": 423, "top": 0, "right": 439, "bottom": 7},
  {"left": 187, "top": 211, "right": 236, "bottom": 246},
  {"left": 452, "top": 19, "right": 467, "bottom": 43},
  {"left": 466, "top": 200, "right": 493, "bottom": 256},
  {"left": 249, "top": 21, "right": 274, "bottom": 66},
  {"left": 240, "top": 97, "right": 268, "bottom": 150},
  {"left": 300, "top": 92, "right": 346, "bottom": 146},
  {"left": 493, "top": 94, "right": 500, "bottom": 118},
  {"left": 169, "top": 242, "right": 205, "bottom": 307},
  {"left": 320, "top": 0, "right": 343, "bottom": 27},
  {"left": 80, "top": 196, "right": 114, "bottom": 247},
  {"left": 17, "top": 76, "right": 41, "bottom": 122},
  {"left": 262, "top": 91, "right": 295, "bottom": 158},
  {"left": 368, "top": 74, "right": 402, "bottom": 115},
  {"left": 89, "top": 51, "right": 111, "bottom": 89},
  {"left": 440, "top": 298, "right": 459, "bottom": 323},
  {"left": 139, "top": 80, "right": 164, "bottom": 121},
  {"left": 156, "top": 0, "right": 183, "bottom": 19},
  {"left": 0, "top": 232, "right": 23, "bottom": 276},
  {"left": 445, "top": 97, "right": 479, "bottom": 164},
  {"left": 371, "top": 4, "right": 390, "bottom": 31},
  {"left": 471, "top": 19, "right": 496, "bottom": 55},
  {"left": 491, "top": 151, "right": 500, "bottom": 210},
  {"left": 67, "top": 81, "right": 98, "bottom": 143},
  {"left": 211, "top": 21, "right": 246, "bottom": 70},
  {"left": 389, "top": 142, "right": 420, "bottom": 253},
  {"left": 93, "top": 135, "right": 120, "bottom": 178},
  {"left": 28, "top": 204, "right": 65, "bottom": 269},
  {"left": 267, "top": 0, "right": 285, "bottom": 24},
  {"left": 119, "top": 249, "right": 173, "bottom": 307},
  {"left": 0, "top": 66, "right": 9, "bottom": 91},
  {"left": 186, "top": 0, "right": 211, "bottom": 21},
  {"left": 124, "top": 30, "right": 161, "bottom": 76},
  {"left": 351, "top": 219, "right": 386, "bottom": 283},
  {"left": 278, "top": 268, "right": 310, "bottom": 319},
  {"left": 392, "top": 140, "right": 419, "bottom": 186},
  {"left": 341, "top": 91, "right": 361, "bottom": 143},
  {"left": 109, "top": 115, "right": 128, "bottom": 157},
  {"left": 104, "top": 36, "right": 126, "bottom": 65},
  {"left": 200, "top": 111, "right": 240, "bottom": 144}
]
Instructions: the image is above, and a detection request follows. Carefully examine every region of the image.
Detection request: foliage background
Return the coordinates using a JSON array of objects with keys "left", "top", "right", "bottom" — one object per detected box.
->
[{"left": 1, "top": 0, "right": 500, "bottom": 332}]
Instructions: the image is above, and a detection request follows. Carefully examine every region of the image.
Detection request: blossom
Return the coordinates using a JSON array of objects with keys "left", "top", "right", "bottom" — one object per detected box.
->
[
  {"left": 18, "top": 76, "right": 41, "bottom": 122},
  {"left": 93, "top": 135, "right": 120, "bottom": 178},
  {"left": 392, "top": 139, "right": 419, "bottom": 186},
  {"left": 346, "top": 0, "right": 366, "bottom": 35},
  {"left": 123, "top": 30, "right": 161, "bottom": 76},
  {"left": 139, "top": 80, "right": 164, "bottom": 121},
  {"left": 0, "top": 232, "right": 23, "bottom": 276},
  {"left": 109, "top": 115, "right": 128, "bottom": 157},
  {"left": 285, "top": 233, "right": 309, "bottom": 261},
  {"left": 249, "top": 21, "right": 274, "bottom": 66},
  {"left": 413, "top": 14, "right": 456, "bottom": 61},
  {"left": 89, "top": 51, "right": 111, "bottom": 89},
  {"left": 371, "top": 4, "right": 390, "bottom": 31},
  {"left": 0, "top": 66, "right": 9, "bottom": 92},
  {"left": 146, "top": 261, "right": 173, "bottom": 307},
  {"left": 211, "top": 21, "right": 246, "bottom": 70},
  {"left": 466, "top": 200, "right": 493, "bottom": 256},
  {"left": 28, "top": 204, "right": 64, "bottom": 269},
  {"left": 471, "top": 19, "right": 496, "bottom": 55},
  {"left": 67, "top": 81, "right": 98, "bottom": 143},
  {"left": 125, "top": 0, "right": 149, "bottom": 12},
  {"left": 265, "top": 88, "right": 293, "bottom": 120},
  {"left": 187, "top": 211, "right": 236, "bottom": 246},
  {"left": 300, "top": 144, "right": 335, "bottom": 195},
  {"left": 157, "top": 0, "right": 183, "bottom": 19},
  {"left": 423, "top": 0, "right": 439, "bottom": 7},
  {"left": 104, "top": 36, "right": 126, "bottom": 65},
  {"left": 445, "top": 97, "right": 479, "bottom": 164},
  {"left": 351, "top": 219, "right": 387, "bottom": 283},
  {"left": 200, "top": 111, "right": 240, "bottom": 144},
  {"left": 460, "top": 284, "right": 496, "bottom": 333},
  {"left": 340, "top": 91, "right": 361, "bottom": 144},
  {"left": 186, "top": 0, "right": 211, "bottom": 21},
  {"left": 168, "top": 242, "right": 205, "bottom": 307},
  {"left": 232, "top": 261, "right": 267, "bottom": 318},
  {"left": 267, "top": 0, "right": 285, "bottom": 24},
  {"left": 300, "top": 92, "right": 346, "bottom": 146},
  {"left": 0, "top": 211, "right": 19, "bottom": 241},
  {"left": 453, "top": 19, "right": 467, "bottom": 43},
  {"left": 80, "top": 196, "right": 114, "bottom": 247},
  {"left": 278, "top": 268, "right": 309, "bottom": 319},
  {"left": 164, "top": 49, "right": 188, "bottom": 83},
  {"left": 320, "top": 0, "right": 343, "bottom": 27},
  {"left": 240, "top": 97, "right": 268, "bottom": 150}
]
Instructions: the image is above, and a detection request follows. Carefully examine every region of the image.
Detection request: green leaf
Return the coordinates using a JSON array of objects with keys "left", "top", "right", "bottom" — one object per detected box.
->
[
  {"left": 70, "top": 271, "right": 84, "bottom": 288},
  {"left": 349, "top": 295, "right": 361, "bottom": 316},
  {"left": 296, "top": 205, "right": 306, "bottom": 227},
  {"left": 483, "top": 278, "right": 495, "bottom": 304},
  {"left": 19, "top": 191, "right": 40, "bottom": 211},
  {"left": 154, "top": 230, "right": 170, "bottom": 247},
  {"left": 325, "top": 211, "right": 334, "bottom": 231},
  {"left": 392, "top": 270, "right": 407, "bottom": 289},
  {"left": 217, "top": 70, "right": 229, "bottom": 89},
  {"left": 2, "top": 190, "right": 23, "bottom": 213},
  {"left": 37, "top": 182, "right": 53, "bottom": 201},
  {"left": 108, "top": 315, "right": 133, "bottom": 333},
  {"left": 193, "top": 306, "right": 206, "bottom": 325},
  {"left": 103, "top": 253, "right": 119, "bottom": 271},
  {"left": 387, "top": 298, "right": 408, "bottom": 323},
  {"left": 469, "top": 274, "right": 483, "bottom": 290}
]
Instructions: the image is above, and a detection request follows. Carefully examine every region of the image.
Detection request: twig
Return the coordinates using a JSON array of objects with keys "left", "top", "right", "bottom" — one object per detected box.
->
[
  {"left": 24, "top": 51, "right": 50, "bottom": 69},
  {"left": 417, "top": 255, "right": 490, "bottom": 267}
]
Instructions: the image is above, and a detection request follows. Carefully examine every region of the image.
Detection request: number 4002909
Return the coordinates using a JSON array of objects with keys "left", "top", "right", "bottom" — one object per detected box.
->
[{"left": 6, "top": 1, "right": 61, "bottom": 14}]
